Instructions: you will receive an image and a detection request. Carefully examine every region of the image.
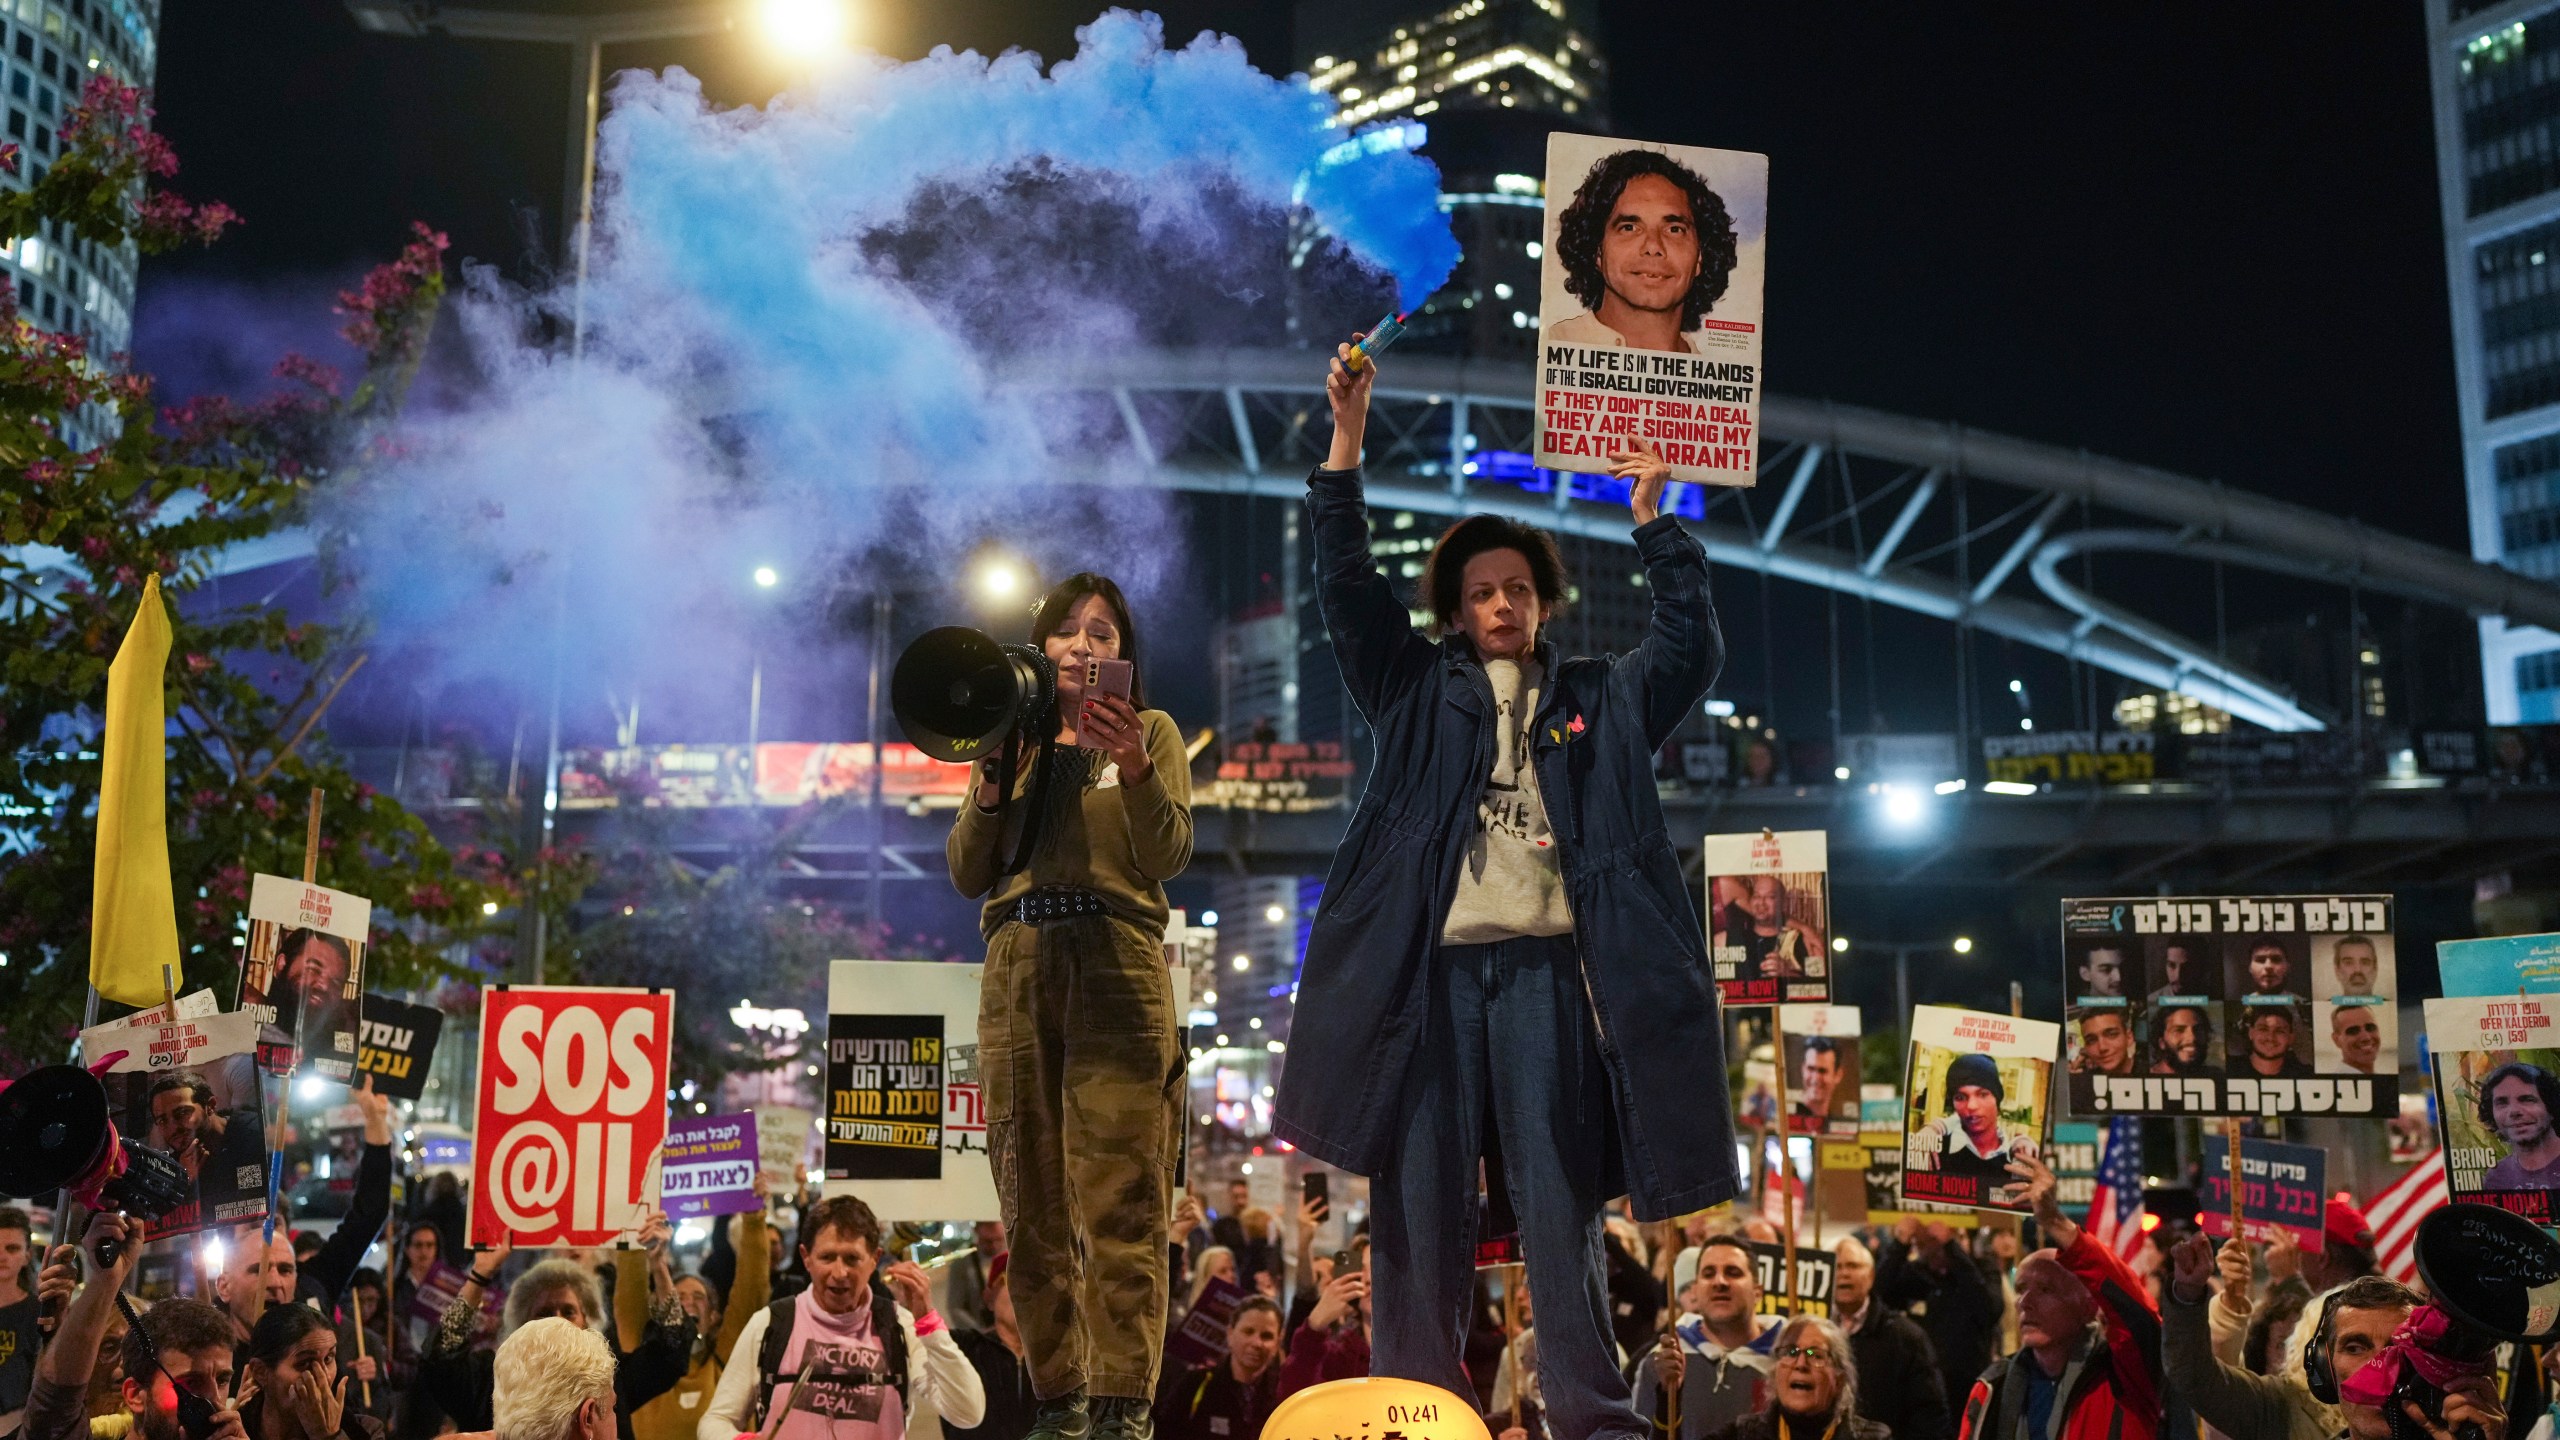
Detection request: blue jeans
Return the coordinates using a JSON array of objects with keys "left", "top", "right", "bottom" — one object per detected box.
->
[{"left": 1369, "top": 934, "right": 1643, "bottom": 1440}]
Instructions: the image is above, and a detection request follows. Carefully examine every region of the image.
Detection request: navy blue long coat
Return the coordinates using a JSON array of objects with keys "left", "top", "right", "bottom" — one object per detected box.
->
[{"left": 1271, "top": 465, "right": 1743, "bottom": 1220}]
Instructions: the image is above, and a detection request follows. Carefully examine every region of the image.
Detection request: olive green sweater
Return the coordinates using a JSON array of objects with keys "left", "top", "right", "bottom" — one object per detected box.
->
[{"left": 945, "top": 710, "right": 1194, "bottom": 938}]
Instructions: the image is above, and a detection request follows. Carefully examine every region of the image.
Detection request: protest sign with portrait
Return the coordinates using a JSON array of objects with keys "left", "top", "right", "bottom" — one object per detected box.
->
[
  {"left": 2424, "top": 993, "right": 2560, "bottom": 1223},
  {"left": 1702, "top": 829, "right": 1829, "bottom": 1005},
  {"left": 468, "top": 985, "right": 672, "bottom": 1247},
  {"left": 2061, "top": 894, "right": 2395, "bottom": 1119},
  {"left": 1780, "top": 1004, "right": 1860, "bottom": 1138},
  {"left": 79, "top": 1008, "right": 271, "bottom": 1240},
  {"left": 1534, "top": 131, "right": 1767, "bottom": 488},
  {"left": 1900, "top": 1006, "right": 2059, "bottom": 1215},
  {"left": 239, "top": 874, "right": 370, "bottom": 1079}
]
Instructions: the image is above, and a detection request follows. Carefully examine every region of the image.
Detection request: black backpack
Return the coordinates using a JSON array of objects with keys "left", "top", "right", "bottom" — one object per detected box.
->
[{"left": 750, "top": 1292, "right": 911, "bottom": 1428}]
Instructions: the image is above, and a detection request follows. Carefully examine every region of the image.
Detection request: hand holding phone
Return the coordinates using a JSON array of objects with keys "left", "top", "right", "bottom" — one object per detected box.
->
[{"left": 1075, "top": 658, "right": 1137, "bottom": 752}]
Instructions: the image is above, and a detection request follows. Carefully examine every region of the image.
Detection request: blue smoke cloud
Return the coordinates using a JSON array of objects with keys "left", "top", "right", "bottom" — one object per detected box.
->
[{"left": 336, "top": 10, "right": 1456, "bottom": 717}]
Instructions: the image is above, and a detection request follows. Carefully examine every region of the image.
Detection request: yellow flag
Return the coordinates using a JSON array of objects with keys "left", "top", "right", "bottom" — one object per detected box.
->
[{"left": 90, "top": 573, "right": 179, "bottom": 1007}]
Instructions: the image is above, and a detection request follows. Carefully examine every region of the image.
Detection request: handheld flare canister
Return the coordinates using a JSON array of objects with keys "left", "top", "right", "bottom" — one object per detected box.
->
[{"left": 1342, "top": 312, "right": 1411, "bottom": 374}]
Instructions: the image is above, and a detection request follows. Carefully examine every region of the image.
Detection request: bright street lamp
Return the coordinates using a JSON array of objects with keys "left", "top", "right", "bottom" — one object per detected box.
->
[
  {"left": 1953, "top": 936, "right": 1975, "bottom": 955},
  {"left": 974, "top": 555, "right": 1027, "bottom": 607},
  {"left": 754, "top": 0, "right": 851, "bottom": 58},
  {"left": 753, "top": 565, "right": 780, "bottom": 589}
]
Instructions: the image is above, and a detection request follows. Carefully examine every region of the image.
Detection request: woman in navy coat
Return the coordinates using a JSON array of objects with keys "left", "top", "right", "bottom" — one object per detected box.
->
[{"left": 1272, "top": 343, "right": 1741, "bottom": 1440}]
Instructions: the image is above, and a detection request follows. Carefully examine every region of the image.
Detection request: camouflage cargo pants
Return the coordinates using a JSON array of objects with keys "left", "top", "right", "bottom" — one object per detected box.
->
[{"left": 981, "top": 914, "right": 1182, "bottom": 1400}]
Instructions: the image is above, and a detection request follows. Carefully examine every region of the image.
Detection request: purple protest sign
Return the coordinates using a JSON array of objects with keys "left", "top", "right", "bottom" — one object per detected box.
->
[{"left": 663, "top": 1111, "right": 762, "bottom": 1220}]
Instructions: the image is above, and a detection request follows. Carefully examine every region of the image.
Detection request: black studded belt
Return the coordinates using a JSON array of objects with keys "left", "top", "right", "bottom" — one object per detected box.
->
[{"left": 1012, "top": 885, "right": 1111, "bottom": 925}]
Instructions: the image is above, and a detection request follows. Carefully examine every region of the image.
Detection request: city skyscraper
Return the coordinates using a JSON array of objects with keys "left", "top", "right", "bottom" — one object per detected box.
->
[
  {"left": 2428, "top": 0, "right": 2560, "bottom": 719},
  {"left": 1288, "top": 0, "right": 1658, "bottom": 663},
  {"left": 0, "top": 0, "right": 156, "bottom": 357}
]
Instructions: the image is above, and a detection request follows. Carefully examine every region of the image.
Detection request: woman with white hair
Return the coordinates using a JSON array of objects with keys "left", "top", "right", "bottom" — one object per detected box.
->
[
  {"left": 1701, "top": 1316, "right": 1889, "bottom": 1440},
  {"left": 494, "top": 1319, "right": 616, "bottom": 1440}
]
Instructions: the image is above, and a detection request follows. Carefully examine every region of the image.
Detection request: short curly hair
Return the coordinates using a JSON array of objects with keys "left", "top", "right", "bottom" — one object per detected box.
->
[
  {"left": 2477, "top": 1060, "right": 2560, "bottom": 1130},
  {"left": 1555, "top": 149, "right": 1739, "bottom": 334}
]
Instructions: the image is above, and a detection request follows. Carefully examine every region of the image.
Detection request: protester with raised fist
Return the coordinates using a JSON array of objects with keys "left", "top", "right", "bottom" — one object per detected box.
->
[
  {"left": 1280, "top": 326, "right": 1728, "bottom": 1440},
  {"left": 1956, "top": 1154, "right": 2159, "bottom": 1440}
]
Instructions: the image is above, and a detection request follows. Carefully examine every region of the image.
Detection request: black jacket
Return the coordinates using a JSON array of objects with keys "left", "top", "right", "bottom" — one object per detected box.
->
[
  {"left": 298, "top": 1142, "right": 393, "bottom": 1313},
  {"left": 1845, "top": 1301, "right": 1953, "bottom": 1440},
  {"left": 946, "top": 1330, "right": 1036, "bottom": 1440},
  {"left": 1606, "top": 1234, "right": 1666, "bottom": 1363},
  {"left": 1151, "top": 1361, "right": 1278, "bottom": 1440},
  {"left": 1878, "top": 1236, "right": 2005, "bottom": 1426},
  {"left": 1273, "top": 464, "right": 1736, "bottom": 1217}
]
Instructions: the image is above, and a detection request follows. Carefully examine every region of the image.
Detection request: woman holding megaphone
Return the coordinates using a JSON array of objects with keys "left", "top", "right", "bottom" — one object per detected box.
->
[{"left": 945, "top": 572, "right": 1193, "bottom": 1440}]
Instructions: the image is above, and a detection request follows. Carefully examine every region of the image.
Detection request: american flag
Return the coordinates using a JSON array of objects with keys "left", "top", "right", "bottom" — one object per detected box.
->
[
  {"left": 2367, "top": 1153, "right": 2450, "bottom": 1284},
  {"left": 2085, "top": 1116, "right": 2149, "bottom": 1262}
]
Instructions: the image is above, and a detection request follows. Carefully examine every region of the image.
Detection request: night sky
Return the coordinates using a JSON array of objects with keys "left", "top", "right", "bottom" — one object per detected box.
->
[
  {"left": 141, "top": 4, "right": 2461, "bottom": 545},
  {"left": 129, "top": 5, "right": 2472, "bottom": 986}
]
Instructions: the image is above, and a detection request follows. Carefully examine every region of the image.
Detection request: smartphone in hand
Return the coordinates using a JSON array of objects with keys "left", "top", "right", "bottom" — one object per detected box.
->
[
  {"left": 1303, "top": 1170, "right": 1331, "bottom": 1221},
  {"left": 1076, "top": 658, "right": 1135, "bottom": 750}
]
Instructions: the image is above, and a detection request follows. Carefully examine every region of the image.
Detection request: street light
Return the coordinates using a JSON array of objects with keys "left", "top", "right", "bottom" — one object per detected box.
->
[
  {"left": 754, "top": 565, "right": 780, "bottom": 589},
  {"left": 972, "top": 550, "right": 1024, "bottom": 602},
  {"left": 754, "top": 0, "right": 851, "bottom": 57}
]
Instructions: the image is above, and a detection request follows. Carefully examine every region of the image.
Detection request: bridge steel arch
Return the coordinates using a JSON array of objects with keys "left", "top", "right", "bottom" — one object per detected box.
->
[
  {"left": 1011, "top": 348, "right": 2560, "bottom": 733},
  {"left": 162, "top": 347, "right": 2560, "bottom": 733}
]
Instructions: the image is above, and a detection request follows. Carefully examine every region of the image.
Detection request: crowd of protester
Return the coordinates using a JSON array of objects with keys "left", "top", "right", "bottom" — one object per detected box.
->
[{"left": 10, "top": 1131, "right": 2548, "bottom": 1440}]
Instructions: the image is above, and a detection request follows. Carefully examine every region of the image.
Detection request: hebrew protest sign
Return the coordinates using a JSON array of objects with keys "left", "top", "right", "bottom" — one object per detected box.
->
[
  {"left": 2062, "top": 894, "right": 2395, "bottom": 1119},
  {"left": 2198, "top": 1134, "right": 2328, "bottom": 1250},
  {"left": 354, "top": 995, "right": 443, "bottom": 1101},
  {"left": 663, "top": 1112, "right": 761, "bottom": 1221}
]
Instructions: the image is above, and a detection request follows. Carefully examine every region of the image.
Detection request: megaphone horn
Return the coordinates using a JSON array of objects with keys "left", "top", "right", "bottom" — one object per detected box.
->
[{"left": 891, "top": 626, "right": 1056, "bottom": 764}]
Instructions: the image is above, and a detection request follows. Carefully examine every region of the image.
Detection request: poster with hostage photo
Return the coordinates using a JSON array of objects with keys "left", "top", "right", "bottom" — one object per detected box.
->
[
  {"left": 1900, "top": 1005, "right": 2059, "bottom": 1214},
  {"left": 2066, "top": 1005, "right": 2140, "bottom": 1083},
  {"left": 2061, "top": 893, "right": 2396, "bottom": 1118},
  {"left": 2424, "top": 993, "right": 2560, "bottom": 1222},
  {"left": 76, "top": 1009, "right": 272, "bottom": 1240},
  {"left": 1781, "top": 1003, "right": 1861, "bottom": 1138},
  {"left": 238, "top": 873, "right": 371, "bottom": 1078},
  {"left": 1701, "top": 829, "right": 1829, "bottom": 1005},
  {"left": 1534, "top": 131, "right": 1769, "bottom": 487}
]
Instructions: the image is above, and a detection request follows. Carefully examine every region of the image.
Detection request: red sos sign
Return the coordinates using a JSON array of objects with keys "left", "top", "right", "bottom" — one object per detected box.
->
[{"left": 469, "top": 986, "right": 674, "bottom": 1247}]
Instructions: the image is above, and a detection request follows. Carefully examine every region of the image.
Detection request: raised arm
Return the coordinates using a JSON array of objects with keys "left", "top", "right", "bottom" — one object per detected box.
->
[
  {"left": 305, "top": 1079, "right": 396, "bottom": 1308},
  {"left": 1605, "top": 438, "right": 1722, "bottom": 747},
  {"left": 1308, "top": 342, "right": 1435, "bottom": 719}
]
